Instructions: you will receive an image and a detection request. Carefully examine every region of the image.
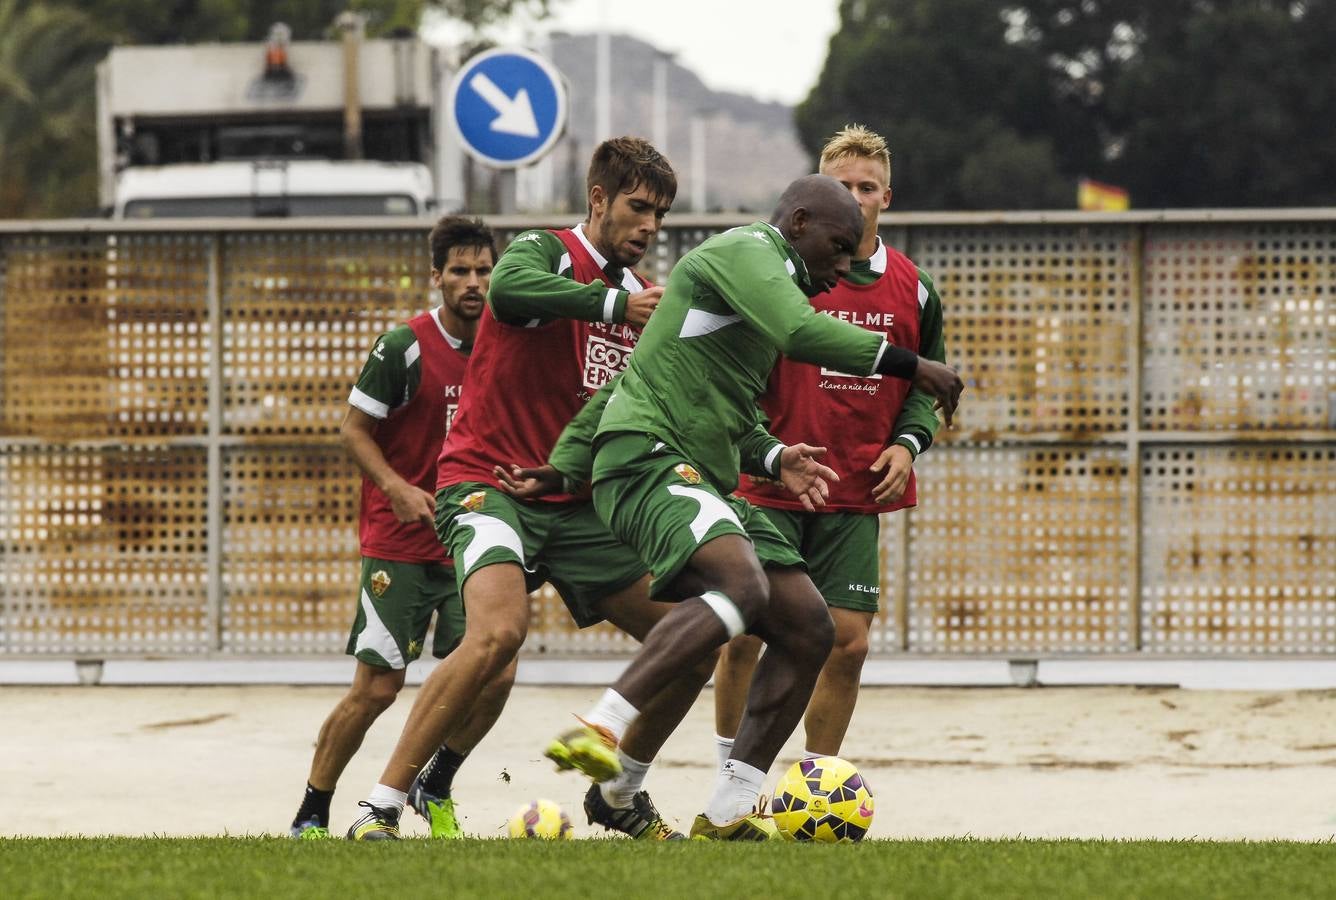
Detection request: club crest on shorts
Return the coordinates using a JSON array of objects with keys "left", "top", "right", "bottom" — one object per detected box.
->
[
  {"left": 460, "top": 490, "right": 486, "bottom": 511},
  {"left": 673, "top": 463, "right": 702, "bottom": 484},
  {"left": 369, "top": 569, "right": 392, "bottom": 597}
]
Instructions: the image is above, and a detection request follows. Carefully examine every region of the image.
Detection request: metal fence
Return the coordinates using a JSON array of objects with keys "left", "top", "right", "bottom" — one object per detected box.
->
[{"left": 0, "top": 212, "right": 1332, "bottom": 659}]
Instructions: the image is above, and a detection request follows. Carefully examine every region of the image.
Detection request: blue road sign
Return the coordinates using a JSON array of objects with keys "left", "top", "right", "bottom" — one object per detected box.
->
[{"left": 447, "top": 47, "right": 568, "bottom": 169}]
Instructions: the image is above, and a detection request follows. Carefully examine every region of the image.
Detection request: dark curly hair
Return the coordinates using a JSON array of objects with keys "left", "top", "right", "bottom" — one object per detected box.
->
[
  {"left": 586, "top": 137, "right": 677, "bottom": 214},
  {"left": 429, "top": 215, "right": 497, "bottom": 271}
]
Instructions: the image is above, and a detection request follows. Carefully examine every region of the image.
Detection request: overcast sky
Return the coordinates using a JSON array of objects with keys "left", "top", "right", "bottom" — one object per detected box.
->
[{"left": 425, "top": 0, "right": 842, "bottom": 106}]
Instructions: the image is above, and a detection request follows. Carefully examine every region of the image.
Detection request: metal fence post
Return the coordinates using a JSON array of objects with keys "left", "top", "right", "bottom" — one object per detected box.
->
[
  {"left": 1127, "top": 223, "right": 1146, "bottom": 651},
  {"left": 205, "top": 233, "right": 225, "bottom": 652}
]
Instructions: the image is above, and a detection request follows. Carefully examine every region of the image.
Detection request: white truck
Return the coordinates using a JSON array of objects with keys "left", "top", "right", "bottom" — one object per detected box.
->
[{"left": 96, "top": 24, "right": 447, "bottom": 218}]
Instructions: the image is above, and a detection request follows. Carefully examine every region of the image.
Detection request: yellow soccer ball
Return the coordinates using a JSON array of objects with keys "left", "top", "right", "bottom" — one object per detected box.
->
[
  {"left": 507, "top": 798, "right": 574, "bottom": 840},
  {"left": 771, "top": 756, "right": 874, "bottom": 842}
]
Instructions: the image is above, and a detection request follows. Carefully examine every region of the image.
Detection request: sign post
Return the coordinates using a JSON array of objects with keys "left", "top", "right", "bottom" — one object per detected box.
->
[{"left": 447, "top": 47, "right": 568, "bottom": 169}]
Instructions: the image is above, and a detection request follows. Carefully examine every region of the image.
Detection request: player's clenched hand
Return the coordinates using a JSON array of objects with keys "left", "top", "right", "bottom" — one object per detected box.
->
[
  {"left": 494, "top": 464, "right": 563, "bottom": 500},
  {"left": 911, "top": 359, "right": 963, "bottom": 428},
  {"left": 869, "top": 444, "right": 913, "bottom": 504},
  {"left": 623, "top": 286, "right": 664, "bottom": 328},
  {"left": 387, "top": 481, "right": 436, "bottom": 527},
  {"left": 778, "top": 443, "right": 840, "bottom": 512}
]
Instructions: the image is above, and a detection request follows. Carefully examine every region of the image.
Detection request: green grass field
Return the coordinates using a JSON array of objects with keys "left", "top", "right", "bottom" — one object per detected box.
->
[{"left": 2, "top": 838, "right": 1333, "bottom": 899}]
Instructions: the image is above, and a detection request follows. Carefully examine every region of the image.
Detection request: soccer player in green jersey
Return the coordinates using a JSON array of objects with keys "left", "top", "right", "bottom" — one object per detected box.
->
[
  {"left": 715, "top": 125, "right": 948, "bottom": 768},
  {"left": 544, "top": 174, "right": 963, "bottom": 839},
  {"left": 348, "top": 139, "right": 710, "bottom": 843},
  {"left": 289, "top": 216, "right": 512, "bottom": 839}
]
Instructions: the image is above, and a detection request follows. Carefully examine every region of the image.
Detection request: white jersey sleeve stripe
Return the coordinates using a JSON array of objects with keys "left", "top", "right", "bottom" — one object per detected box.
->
[
  {"left": 348, "top": 387, "right": 389, "bottom": 419},
  {"left": 404, "top": 339, "right": 421, "bottom": 369},
  {"left": 603, "top": 288, "right": 619, "bottom": 323},
  {"left": 869, "top": 338, "right": 890, "bottom": 377}
]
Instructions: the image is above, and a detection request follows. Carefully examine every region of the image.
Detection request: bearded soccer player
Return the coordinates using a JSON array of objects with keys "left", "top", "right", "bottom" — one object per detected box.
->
[
  {"left": 544, "top": 174, "right": 963, "bottom": 839},
  {"left": 713, "top": 125, "right": 948, "bottom": 768},
  {"left": 289, "top": 216, "right": 513, "bottom": 839},
  {"left": 348, "top": 138, "right": 704, "bottom": 842}
]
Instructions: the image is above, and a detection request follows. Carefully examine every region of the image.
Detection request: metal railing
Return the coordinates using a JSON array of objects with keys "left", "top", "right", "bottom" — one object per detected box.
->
[{"left": 0, "top": 211, "right": 1331, "bottom": 658}]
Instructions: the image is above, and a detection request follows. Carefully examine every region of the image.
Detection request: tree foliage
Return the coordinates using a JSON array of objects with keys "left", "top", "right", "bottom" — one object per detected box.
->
[
  {"left": 0, "top": 0, "right": 106, "bottom": 216},
  {"left": 798, "top": 0, "right": 1336, "bottom": 209}
]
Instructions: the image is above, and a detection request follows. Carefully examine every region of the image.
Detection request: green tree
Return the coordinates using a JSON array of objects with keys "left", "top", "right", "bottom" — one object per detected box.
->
[
  {"left": 0, "top": 0, "right": 106, "bottom": 216},
  {"left": 1107, "top": 1, "right": 1336, "bottom": 206},
  {"left": 800, "top": 0, "right": 1336, "bottom": 209},
  {"left": 796, "top": 0, "right": 1069, "bottom": 209}
]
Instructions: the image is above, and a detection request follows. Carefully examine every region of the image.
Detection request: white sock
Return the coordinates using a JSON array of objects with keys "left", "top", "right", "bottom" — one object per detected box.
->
[
  {"left": 714, "top": 734, "right": 735, "bottom": 772},
  {"left": 600, "top": 750, "right": 652, "bottom": 809},
  {"left": 367, "top": 783, "right": 407, "bottom": 816},
  {"left": 704, "top": 758, "right": 766, "bottom": 825},
  {"left": 583, "top": 689, "right": 640, "bottom": 743},
  {"left": 802, "top": 749, "right": 824, "bottom": 760}
]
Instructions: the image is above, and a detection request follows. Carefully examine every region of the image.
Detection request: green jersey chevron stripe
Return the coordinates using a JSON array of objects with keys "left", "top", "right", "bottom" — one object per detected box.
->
[{"left": 595, "top": 221, "right": 886, "bottom": 493}]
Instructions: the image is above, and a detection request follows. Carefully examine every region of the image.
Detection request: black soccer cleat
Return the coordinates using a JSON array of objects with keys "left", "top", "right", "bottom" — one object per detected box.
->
[{"left": 584, "top": 784, "right": 686, "bottom": 840}]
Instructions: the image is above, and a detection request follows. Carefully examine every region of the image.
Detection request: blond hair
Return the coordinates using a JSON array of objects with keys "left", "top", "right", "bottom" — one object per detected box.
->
[{"left": 818, "top": 124, "right": 891, "bottom": 187}]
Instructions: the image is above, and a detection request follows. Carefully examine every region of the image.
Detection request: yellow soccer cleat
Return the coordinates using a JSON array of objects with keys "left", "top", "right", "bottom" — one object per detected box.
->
[
  {"left": 689, "top": 801, "right": 781, "bottom": 842},
  {"left": 543, "top": 717, "right": 622, "bottom": 783},
  {"left": 345, "top": 802, "right": 401, "bottom": 841}
]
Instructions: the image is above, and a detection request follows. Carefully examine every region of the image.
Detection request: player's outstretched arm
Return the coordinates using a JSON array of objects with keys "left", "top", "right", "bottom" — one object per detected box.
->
[{"left": 490, "top": 230, "right": 637, "bottom": 326}]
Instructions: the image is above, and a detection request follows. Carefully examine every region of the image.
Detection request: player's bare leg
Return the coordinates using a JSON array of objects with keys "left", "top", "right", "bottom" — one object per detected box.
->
[
  {"left": 292, "top": 661, "right": 405, "bottom": 837},
  {"left": 803, "top": 607, "right": 873, "bottom": 756},
  {"left": 726, "top": 567, "right": 833, "bottom": 775},
  {"left": 408, "top": 656, "right": 517, "bottom": 838},
  {"left": 444, "top": 657, "right": 517, "bottom": 752},
  {"left": 574, "top": 575, "right": 715, "bottom": 840},
  {"left": 380, "top": 562, "right": 529, "bottom": 790},
  {"left": 711, "top": 634, "right": 762, "bottom": 767},
  {"left": 694, "top": 566, "right": 833, "bottom": 839},
  {"left": 309, "top": 662, "right": 406, "bottom": 793},
  {"left": 609, "top": 535, "right": 770, "bottom": 709},
  {"left": 596, "top": 577, "right": 718, "bottom": 763}
]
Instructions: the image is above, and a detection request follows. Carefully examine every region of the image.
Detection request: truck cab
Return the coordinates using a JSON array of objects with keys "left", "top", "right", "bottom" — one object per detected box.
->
[
  {"left": 114, "top": 159, "right": 434, "bottom": 218},
  {"left": 97, "top": 25, "right": 442, "bottom": 218}
]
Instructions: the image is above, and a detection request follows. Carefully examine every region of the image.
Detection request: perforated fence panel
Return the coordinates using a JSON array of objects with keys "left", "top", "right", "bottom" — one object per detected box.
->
[
  {"left": 1140, "top": 445, "right": 1336, "bottom": 654},
  {"left": 0, "top": 214, "right": 1331, "bottom": 659},
  {"left": 1141, "top": 223, "right": 1334, "bottom": 430}
]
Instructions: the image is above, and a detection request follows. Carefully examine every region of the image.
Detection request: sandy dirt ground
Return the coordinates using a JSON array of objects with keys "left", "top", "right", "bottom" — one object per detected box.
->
[{"left": 3, "top": 684, "right": 1335, "bottom": 841}]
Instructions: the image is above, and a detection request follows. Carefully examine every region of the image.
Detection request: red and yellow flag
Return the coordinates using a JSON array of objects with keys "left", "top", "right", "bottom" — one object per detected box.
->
[{"left": 1078, "top": 178, "right": 1130, "bottom": 211}]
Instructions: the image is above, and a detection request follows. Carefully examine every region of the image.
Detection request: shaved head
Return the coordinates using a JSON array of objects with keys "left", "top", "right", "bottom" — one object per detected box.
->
[
  {"left": 769, "top": 174, "right": 865, "bottom": 296},
  {"left": 771, "top": 174, "right": 864, "bottom": 237}
]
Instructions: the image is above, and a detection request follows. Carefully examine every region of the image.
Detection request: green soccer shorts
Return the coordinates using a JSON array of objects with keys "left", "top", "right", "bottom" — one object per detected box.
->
[
  {"left": 751, "top": 506, "right": 883, "bottom": 613},
  {"left": 590, "top": 432, "right": 805, "bottom": 600},
  {"left": 345, "top": 557, "right": 465, "bottom": 669},
  {"left": 434, "top": 482, "right": 647, "bottom": 627}
]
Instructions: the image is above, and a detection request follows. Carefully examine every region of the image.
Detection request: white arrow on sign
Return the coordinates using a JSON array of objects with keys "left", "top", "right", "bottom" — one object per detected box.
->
[{"left": 468, "top": 73, "right": 540, "bottom": 138}]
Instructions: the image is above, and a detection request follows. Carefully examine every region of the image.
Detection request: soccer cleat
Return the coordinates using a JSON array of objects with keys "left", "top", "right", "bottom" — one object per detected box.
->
[
  {"left": 407, "top": 775, "right": 463, "bottom": 839},
  {"left": 543, "top": 717, "right": 621, "bottom": 783},
  {"left": 289, "top": 816, "right": 331, "bottom": 840},
  {"left": 688, "top": 798, "right": 781, "bottom": 842},
  {"left": 345, "top": 801, "right": 401, "bottom": 841},
  {"left": 584, "top": 784, "right": 686, "bottom": 840}
]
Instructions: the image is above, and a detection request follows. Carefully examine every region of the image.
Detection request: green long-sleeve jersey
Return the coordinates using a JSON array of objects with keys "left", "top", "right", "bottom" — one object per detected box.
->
[
  {"left": 594, "top": 222, "right": 889, "bottom": 493},
  {"left": 551, "top": 375, "right": 784, "bottom": 490},
  {"left": 847, "top": 248, "right": 945, "bottom": 458}
]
